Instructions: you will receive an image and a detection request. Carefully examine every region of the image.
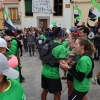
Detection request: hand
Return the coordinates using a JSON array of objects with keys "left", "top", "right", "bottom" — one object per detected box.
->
[
  {"left": 69, "top": 61, "right": 76, "bottom": 67},
  {"left": 60, "top": 60, "right": 70, "bottom": 70},
  {"left": 70, "top": 49, "right": 77, "bottom": 55}
]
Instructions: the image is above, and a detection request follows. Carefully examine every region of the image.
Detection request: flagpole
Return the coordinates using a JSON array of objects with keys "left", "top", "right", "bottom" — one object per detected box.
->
[
  {"left": 87, "top": 0, "right": 91, "bottom": 21},
  {"left": 74, "top": 0, "right": 76, "bottom": 24}
]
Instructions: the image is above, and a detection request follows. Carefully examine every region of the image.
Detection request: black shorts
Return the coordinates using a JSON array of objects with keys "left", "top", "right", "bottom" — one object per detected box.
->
[
  {"left": 41, "top": 75, "right": 62, "bottom": 94},
  {"left": 69, "top": 89, "right": 88, "bottom": 100},
  {"left": 67, "top": 73, "right": 73, "bottom": 82}
]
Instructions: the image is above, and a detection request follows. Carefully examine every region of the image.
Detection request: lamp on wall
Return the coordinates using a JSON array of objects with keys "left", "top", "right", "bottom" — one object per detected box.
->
[
  {"left": 0, "top": 1, "right": 4, "bottom": 9},
  {"left": 18, "top": 12, "right": 21, "bottom": 18}
]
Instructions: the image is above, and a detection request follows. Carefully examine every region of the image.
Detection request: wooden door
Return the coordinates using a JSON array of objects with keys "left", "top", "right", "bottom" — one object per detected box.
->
[{"left": 39, "top": 19, "right": 47, "bottom": 30}]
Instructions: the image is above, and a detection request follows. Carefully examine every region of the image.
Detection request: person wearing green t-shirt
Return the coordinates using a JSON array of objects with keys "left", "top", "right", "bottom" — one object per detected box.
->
[
  {"left": 41, "top": 27, "right": 66, "bottom": 100},
  {"left": 37, "top": 33, "right": 46, "bottom": 57},
  {"left": 4, "top": 29, "right": 25, "bottom": 82},
  {"left": 3, "top": 35, "right": 20, "bottom": 82},
  {"left": 65, "top": 27, "right": 90, "bottom": 100},
  {"left": 61, "top": 32, "right": 70, "bottom": 80},
  {"left": 60, "top": 37, "right": 95, "bottom": 100},
  {"left": 0, "top": 53, "right": 26, "bottom": 100}
]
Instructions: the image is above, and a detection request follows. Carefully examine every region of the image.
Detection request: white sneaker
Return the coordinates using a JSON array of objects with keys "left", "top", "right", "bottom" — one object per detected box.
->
[{"left": 92, "top": 77, "right": 97, "bottom": 84}]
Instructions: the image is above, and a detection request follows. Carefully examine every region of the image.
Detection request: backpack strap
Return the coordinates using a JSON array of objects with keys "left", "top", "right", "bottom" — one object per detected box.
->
[{"left": 81, "top": 53, "right": 94, "bottom": 78}]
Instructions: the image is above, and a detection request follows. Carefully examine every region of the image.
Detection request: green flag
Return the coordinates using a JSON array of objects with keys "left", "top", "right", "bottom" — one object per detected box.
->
[
  {"left": 4, "top": 9, "right": 16, "bottom": 31},
  {"left": 88, "top": 0, "right": 100, "bottom": 21},
  {"left": 73, "top": 6, "right": 82, "bottom": 24}
]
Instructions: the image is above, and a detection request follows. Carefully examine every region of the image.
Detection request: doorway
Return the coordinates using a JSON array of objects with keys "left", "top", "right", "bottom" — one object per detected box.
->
[{"left": 39, "top": 19, "right": 47, "bottom": 30}]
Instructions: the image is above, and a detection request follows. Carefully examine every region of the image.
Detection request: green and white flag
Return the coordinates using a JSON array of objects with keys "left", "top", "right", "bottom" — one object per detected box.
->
[
  {"left": 88, "top": 0, "right": 100, "bottom": 21},
  {"left": 73, "top": 6, "right": 82, "bottom": 25},
  {"left": 4, "top": 9, "right": 16, "bottom": 31}
]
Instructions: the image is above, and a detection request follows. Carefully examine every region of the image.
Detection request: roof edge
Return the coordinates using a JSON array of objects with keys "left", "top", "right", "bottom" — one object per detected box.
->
[
  {"left": 3, "top": 2, "right": 19, "bottom": 3},
  {"left": 71, "top": 1, "right": 100, "bottom": 3}
]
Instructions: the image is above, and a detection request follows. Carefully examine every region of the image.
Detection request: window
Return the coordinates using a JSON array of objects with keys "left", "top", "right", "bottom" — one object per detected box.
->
[
  {"left": 53, "top": 0, "right": 63, "bottom": 16},
  {"left": 0, "top": 10, "right": 4, "bottom": 29},
  {"left": 9, "top": 8, "right": 19, "bottom": 21},
  {"left": 25, "top": 0, "right": 33, "bottom": 16}
]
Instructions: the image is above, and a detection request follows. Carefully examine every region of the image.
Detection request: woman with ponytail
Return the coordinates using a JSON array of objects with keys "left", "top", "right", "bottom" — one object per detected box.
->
[{"left": 60, "top": 37, "right": 95, "bottom": 100}]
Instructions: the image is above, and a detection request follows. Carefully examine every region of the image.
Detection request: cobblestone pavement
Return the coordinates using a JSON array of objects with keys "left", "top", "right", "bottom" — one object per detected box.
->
[{"left": 20, "top": 51, "right": 100, "bottom": 100}]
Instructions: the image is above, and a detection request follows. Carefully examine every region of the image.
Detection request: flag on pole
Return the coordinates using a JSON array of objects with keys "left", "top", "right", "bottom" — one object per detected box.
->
[
  {"left": 73, "top": 5, "right": 82, "bottom": 25},
  {"left": 4, "top": 9, "right": 16, "bottom": 31},
  {"left": 88, "top": 0, "right": 100, "bottom": 21}
]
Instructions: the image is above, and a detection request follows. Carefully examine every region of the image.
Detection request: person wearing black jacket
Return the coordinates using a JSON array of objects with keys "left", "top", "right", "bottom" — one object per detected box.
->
[
  {"left": 87, "top": 18, "right": 100, "bottom": 35},
  {"left": 74, "top": 22, "right": 86, "bottom": 28},
  {"left": 94, "top": 28, "right": 100, "bottom": 60}
]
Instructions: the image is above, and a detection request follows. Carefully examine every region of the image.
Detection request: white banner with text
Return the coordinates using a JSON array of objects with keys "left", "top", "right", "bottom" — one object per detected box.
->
[{"left": 32, "top": 0, "right": 55, "bottom": 13}]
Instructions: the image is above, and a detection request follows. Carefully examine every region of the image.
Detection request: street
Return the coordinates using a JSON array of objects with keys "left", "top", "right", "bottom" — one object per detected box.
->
[{"left": 21, "top": 50, "right": 100, "bottom": 100}]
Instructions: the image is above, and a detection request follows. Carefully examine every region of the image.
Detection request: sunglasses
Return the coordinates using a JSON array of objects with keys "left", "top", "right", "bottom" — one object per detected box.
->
[{"left": 6, "top": 40, "right": 12, "bottom": 42}]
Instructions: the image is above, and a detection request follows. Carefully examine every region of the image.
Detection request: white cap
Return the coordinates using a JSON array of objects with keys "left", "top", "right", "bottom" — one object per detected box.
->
[
  {"left": 66, "top": 29, "right": 71, "bottom": 34},
  {"left": 0, "top": 53, "right": 19, "bottom": 79},
  {"left": 0, "top": 38, "right": 10, "bottom": 51}
]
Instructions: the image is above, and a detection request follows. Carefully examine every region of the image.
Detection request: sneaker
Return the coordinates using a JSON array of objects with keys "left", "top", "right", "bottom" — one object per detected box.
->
[
  {"left": 92, "top": 77, "right": 97, "bottom": 83},
  {"left": 96, "top": 77, "right": 100, "bottom": 86},
  {"left": 95, "top": 57, "right": 99, "bottom": 60}
]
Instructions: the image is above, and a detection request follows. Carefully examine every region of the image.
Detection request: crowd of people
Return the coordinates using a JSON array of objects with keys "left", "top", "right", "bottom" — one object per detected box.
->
[{"left": 0, "top": 19, "right": 100, "bottom": 100}]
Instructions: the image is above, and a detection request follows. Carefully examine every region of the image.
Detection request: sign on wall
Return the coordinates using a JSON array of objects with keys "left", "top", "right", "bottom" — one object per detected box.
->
[{"left": 32, "top": 0, "right": 54, "bottom": 13}]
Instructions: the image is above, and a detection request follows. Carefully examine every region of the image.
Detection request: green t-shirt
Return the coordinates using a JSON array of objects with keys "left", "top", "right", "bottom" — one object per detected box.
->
[
  {"left": 40, "top": 35, "right": 46, "bottom": 42},
  {"left": 73, "top": 56, "right": 92, "bottom": 92},
  {"left": 11, "top": 37, "right": 18, "bottom": 48},
  {"left": 0, "top": 79, "right": 26, "bottom": 100},
  {"left": 42, "top": 40, "right": 67, "bottom": 79},
  {"left": 62, "top": 40, "right": 70, "bottom": 57},
  {"left": 6, "top": 45, "right": 18, "bottom": 56}
]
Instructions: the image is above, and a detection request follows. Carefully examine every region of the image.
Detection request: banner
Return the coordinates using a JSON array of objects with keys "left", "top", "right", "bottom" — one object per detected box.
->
[{"left": 32, "top": 0, "right": 54, "bottom": 13}]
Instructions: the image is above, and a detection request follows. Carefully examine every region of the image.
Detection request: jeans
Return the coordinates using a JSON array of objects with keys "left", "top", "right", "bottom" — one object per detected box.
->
[{"left": 28, "top": 44, "right": 34, "bottom": 55}]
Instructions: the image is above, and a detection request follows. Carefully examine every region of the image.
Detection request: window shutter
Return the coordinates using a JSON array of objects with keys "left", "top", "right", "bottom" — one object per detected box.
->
[{"left": 25, "top": 0, "right": 33, "bottom": 16}]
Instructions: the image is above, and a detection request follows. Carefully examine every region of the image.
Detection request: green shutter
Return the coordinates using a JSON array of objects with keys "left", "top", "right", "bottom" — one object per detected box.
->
[{"left": 25, "top": 0, "right": 33, "bottom": 16}]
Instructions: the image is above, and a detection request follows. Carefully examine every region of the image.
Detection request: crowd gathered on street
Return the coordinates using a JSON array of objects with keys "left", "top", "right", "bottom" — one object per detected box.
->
[{"left": 0, "top": 18, "right": 100, "bottom": 100}]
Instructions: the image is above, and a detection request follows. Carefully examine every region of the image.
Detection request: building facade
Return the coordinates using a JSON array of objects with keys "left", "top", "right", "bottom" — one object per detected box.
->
[
  {"left": 1, "top": 0, "right": 100, "bottom": 30},
  {"left": 19, "top": 0, "right": 72, "bottom": 29},
  {"left": 71, "top": 0, "right": 100, "bottom": 26}
]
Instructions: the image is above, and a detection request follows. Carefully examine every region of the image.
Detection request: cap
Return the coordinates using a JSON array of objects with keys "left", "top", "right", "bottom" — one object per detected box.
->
[
  {"left": 0, "top": 38, "right": 10, "bottom": 51},
  {"left": 66, "top": 29, "right": 71, "bottom": 34},
  {"left": 70, "top": 27, "right": 75, "bottom": 32},
  {"left": 0, "top": 53, "right": 19, "bottom": 79}
]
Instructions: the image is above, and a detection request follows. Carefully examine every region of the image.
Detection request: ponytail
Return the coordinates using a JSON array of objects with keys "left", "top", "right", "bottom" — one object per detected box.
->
[{"left": 78, "top": 37, "right": 96, "bottom": 56}]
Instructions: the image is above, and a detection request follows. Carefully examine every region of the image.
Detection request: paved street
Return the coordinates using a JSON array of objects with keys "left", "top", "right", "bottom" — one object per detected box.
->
[{"left": 21, "top": 50, "right": 100, "bottom": 100}]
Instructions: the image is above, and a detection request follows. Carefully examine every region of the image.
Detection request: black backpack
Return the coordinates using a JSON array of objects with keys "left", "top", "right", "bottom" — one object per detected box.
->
[{"left": 40, "top": 40, "right": 60, "bottom": 67}]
